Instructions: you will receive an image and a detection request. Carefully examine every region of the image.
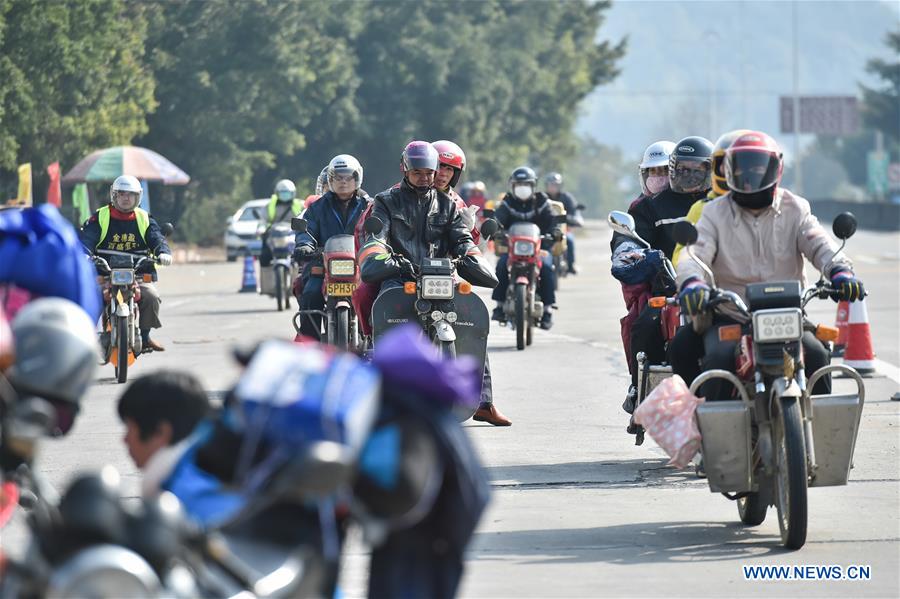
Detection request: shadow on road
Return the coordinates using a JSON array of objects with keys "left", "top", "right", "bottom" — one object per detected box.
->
[{"left": 485, "top": 458, "right": 703, "bottom": 489}]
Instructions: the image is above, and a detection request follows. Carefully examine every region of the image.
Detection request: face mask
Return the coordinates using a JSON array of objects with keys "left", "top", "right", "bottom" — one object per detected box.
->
[
  {"left": 645, "top": 175, "right": 668, "bottom": 195},
  {"left": 732, "top": 188, "right": 776, "bottom": 210},
  {"left": 513, "top": 185, "right": 533, "bottom": 200}
]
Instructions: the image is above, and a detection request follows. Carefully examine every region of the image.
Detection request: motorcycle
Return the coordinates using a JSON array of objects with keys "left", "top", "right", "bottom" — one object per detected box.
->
[
  {"left": 608, "top": 210, "right": 681, "bottom": 445},
  {"left": 490, "top": 216, "right": 564, "bottom": 350},
  {"left": 259, "top": 221, "right": 296, "bottom": 312},
  {"left": 291, "top": 217, "right": 360, "bottom": 351},
  {"left": 673, "top": 213, "right": 866, "bottom": 550},
  {"left": 547, "top": 199, "right": 568, "bottom": 288},
  {"left": 364, "top": 216, "right": 495, "bottom": 419}
]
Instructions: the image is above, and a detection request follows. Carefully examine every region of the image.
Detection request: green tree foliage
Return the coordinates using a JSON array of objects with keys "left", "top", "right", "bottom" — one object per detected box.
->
[
  {"left": 860, "top": 30, "right": 900, "bottom": 149},
  {"left": 0, "top": 0, "right": 155, "bottom": 187}
]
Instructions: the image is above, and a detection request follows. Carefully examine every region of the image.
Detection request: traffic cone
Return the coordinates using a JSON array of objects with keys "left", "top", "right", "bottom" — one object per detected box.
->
[
  {"left": 833, "top": 300, "right": 850, "bottom": 357},
  {"left": 239, "top": 255, "right": 258, "bottom": 293},
  {"left": 842, "top": 298, "right": 876, "bottom": 375}
]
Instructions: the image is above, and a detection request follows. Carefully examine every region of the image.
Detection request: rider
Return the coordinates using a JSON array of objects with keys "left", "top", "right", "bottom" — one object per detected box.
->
[
  {"left": 610, "top": 137, "right": 712, "bottom": 415},
  {"left": 293, "top": 154, "right": 370, "bottom": 339},
  {"left": 671, "top": 131, "right": 864, "bottom": 399},
  {"left": 431, "top": 140, "right": 511, "bottom": 427},
  {"left": 79, "top": 175, "right": 172, "bottom": 352},
  {"left": 462, "top": 180, "right": 488, "bottom": 211},
  {"left": 491, "top": 166, "right": 560, "bottom": 329},
  {"left": 544, "top": 172, "right": 584, "bottom": 274},
  {"left": 260, "top": 179, "right": 304, "bottom": 267}
]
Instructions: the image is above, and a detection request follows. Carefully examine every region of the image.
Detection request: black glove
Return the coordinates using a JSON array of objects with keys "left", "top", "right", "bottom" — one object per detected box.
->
[
  {"left": 293, "top": 245, "right": 315, "bottom": 263},
  {"left": 396, "top": 255, "right": 415, "bottom": 277},
  {"left": 830, "top": 270, "right": 865, "bottom": 302}
]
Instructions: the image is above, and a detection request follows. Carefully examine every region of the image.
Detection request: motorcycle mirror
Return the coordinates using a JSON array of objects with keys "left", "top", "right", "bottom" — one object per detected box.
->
[
  {"left": 160, "top": 223, "right": 175, "bottom": 237},
  {"left": 607, "top": 210, "right": 637, "bottom": 237},
  {"left": 480, "top": 218, "right": 499, "bottom": 238},
  {"left": 672, "top": 220, "right": 698, "bottom": 246},
  {"left": 481, "top": 208, "right": 495, "bottom": 219},
  {"left": 291, "top": 217, "right": 308, "bottom": 233},
  {"left": 364, "top": 216, "right": 384, "bottom": 235},
  {"left": 832, "top": 212, "right": 857, "bottom": 240},
  {"left": 577, "top": 203, "right": 586, "bottom": 211}
]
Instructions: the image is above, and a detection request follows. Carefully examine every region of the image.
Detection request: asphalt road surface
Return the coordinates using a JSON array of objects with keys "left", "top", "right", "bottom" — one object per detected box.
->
[{"left": 4, "top": 221, "right": 899, "bottom": 597}]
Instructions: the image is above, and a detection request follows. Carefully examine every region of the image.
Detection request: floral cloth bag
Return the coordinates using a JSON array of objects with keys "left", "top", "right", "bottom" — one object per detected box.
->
[{"left": 634, "top": 375, "right": 705, "bottom": 468}]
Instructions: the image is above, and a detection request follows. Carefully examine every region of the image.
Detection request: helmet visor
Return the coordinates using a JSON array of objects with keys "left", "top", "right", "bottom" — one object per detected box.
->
[
  {"left": 670, "top": 160, "right": 710, "bottom": 193},
  {"left": 727, "top": 151, "right": 780, "bottom": 193}
]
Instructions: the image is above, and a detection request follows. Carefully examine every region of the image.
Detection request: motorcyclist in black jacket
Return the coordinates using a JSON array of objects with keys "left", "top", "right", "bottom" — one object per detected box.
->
[
  {"left": 545, "top": 172, "right": 583, "bottom": 274},
  {"left": 359, "top": 141, "right": 496, "bottom": 293},
  {"left": 610, "top": 136, "right": 713, "bottom": 417}
]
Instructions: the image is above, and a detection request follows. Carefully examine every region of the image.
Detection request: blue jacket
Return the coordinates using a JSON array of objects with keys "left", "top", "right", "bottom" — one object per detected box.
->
[{"left": 294, "top": 191, "right": 369, "bottom": 254}]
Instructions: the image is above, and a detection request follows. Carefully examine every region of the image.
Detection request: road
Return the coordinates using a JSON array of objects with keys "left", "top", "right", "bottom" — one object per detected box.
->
[{"left": 4, "top": 222, "right": 899, "bottom": 597}]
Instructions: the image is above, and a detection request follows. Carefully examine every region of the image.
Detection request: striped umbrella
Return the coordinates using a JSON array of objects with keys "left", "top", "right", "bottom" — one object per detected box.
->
[{"left": 61, "top": 146, "right": 190, "bottom": 185}]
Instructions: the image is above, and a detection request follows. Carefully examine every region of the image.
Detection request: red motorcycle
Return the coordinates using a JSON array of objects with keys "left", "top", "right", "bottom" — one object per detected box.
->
[{"left": 292, "top": 218, "right": 360, "bottom": 351}]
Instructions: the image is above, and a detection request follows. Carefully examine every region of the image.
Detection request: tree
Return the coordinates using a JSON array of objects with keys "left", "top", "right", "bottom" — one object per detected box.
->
[{"left": 860, "top": 29, "right": 900, "bottom": 150}]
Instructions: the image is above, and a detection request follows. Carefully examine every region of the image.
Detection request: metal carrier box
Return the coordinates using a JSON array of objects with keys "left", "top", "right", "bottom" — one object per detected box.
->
[
  {"left": 809, "top": 393, "right": 863, "bottom": 487},
  {"left": 695, "top": 401, "right": 753, "bottom": 493}
]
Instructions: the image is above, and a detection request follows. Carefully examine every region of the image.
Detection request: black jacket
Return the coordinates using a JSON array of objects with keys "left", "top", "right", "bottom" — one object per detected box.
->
[
  {"left": 610, "top": 188, "right": 706, "bottom": 260},
  {"left": 494, "top": 192, "right": 557, "bottom": 250},
  {"left": 361, "top": 181, "right": 495, "bottom": 287}
]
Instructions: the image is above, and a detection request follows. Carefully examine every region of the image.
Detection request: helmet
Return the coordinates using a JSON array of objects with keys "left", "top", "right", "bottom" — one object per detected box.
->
[
  {"left": 9, "top": 298, "right": 99, "bottom": 407},
  {"left": 509, "top": 166, "right": 537, "bottom": 200},
  {"left": 315, "top": 167, "right": 330, "bottom": 196},
  {"left": 545, "top": 172, "right": 563, "bottom": 186},
  {"left": 725, "top": 131, "right": 783, "bottom": 195},
  {"left": 109, "top": 175, "right": 142, "bottom": 212},
  {"left": 639, "top": 140, "right": 676, "bottom": 195},
  {"left": 471, "top": 180, "right": 486, "bottom": 194},
  {"left": 668, "top": 136, "right": 714, "bottom": 194},
  {"left": 274, "top": 179, "right": 296, "bottom": 203},
  {"left": 400, "top": 141, "right": 439, "bottom": 173},
  {"left": 432, "top": 140, "right": 466, "bottom": 188},
  {"left": 711, "top": 130, "right": 752, "bottom": 196},
  {"left": 327, "top": 154, "right": 363, "bottom": 191}
]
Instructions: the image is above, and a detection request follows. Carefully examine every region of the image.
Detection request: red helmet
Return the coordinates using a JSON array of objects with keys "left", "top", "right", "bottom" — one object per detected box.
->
[
  {"left": 432, "top": 140, "right": 466, "bottom": 188},
  {"left": 724, "top": 131, "right": 783, "bottom": 194}
]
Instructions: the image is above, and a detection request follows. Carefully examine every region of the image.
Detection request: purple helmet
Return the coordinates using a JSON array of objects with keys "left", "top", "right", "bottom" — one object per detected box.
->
[{"left": 401, "top": 141, "right": 439, "bottom": 173}]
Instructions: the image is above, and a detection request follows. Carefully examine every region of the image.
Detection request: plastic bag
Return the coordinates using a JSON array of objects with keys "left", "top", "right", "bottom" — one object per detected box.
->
[{"left": 634, "top": 375, "right": 704, "bottom": 468}]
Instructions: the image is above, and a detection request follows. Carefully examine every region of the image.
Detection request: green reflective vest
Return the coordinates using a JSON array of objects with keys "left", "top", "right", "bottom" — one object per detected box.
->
[
  {"left": 97, "top": 205, "right": 150, "bottom": 247},
  {"left": 268, "top": 195, "right": 304, "bottom": 224}
]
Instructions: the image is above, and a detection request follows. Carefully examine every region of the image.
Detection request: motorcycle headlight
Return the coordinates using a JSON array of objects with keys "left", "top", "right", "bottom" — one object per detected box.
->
[
  {"left": 513, "top": 240, "right": 536, "bottom": 256},
  {"left": 445, "top": 311, "right": 458, "bottom": 323},
  {"left": 110, "top": 269, "right": 135, "bottom": 285},
  {"left": 753, "top": 309, "right": 802, "bottom": 343},
  {"left": 272, "top": 235, "right": 293, "bottom": 248},
  {"left": 431, "top": 310, "right": 443, "bottom": 321},
  {"left": 329, "top": 259, "right": 355, "bottom": 276},
  {"left": 421, "top": 276, "right": 454, "bottom": 299}
]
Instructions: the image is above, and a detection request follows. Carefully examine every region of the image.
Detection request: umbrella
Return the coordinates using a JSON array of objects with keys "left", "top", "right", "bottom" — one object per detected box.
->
[{"left": 61, "top": 146, "right": 190, "bottom": 186}]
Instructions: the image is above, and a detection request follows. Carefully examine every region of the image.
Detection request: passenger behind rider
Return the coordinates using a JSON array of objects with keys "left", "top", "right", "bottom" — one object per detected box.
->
[
  {"left": 491, "top": 166, "right": 560, "bottom": 330},
  {"left": 431, "top": 140, "right": 511, "bottom": 427},
  {"left": 259, "top": 179, "right": 303, "bottom": 268},
  {"left": 610, "top": 137, "right": 713, "bottom": 416},
  {"left": 670, "top": 131, "right": 865, "bottom": 400},
  {"left": 293, "top": 154, "right": 370, "bottom": 339},
  {"left": 79, "top": 175, "right": 171, "bottom": 352},
  {"left": 544, "top": 172, "right": 584, "bottom": 274}
]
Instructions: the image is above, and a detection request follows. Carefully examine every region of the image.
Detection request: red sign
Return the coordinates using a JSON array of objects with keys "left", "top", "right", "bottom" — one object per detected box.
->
[{"left": 46, "top": 161, "right": 61, "bottom": 207}]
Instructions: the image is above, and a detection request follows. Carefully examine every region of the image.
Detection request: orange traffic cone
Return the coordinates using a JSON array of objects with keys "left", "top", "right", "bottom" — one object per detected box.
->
[
  {"left": 842, "top": 298, "right": 876, "bottom": 375},
  {"left": 239, "top": 255, "right": 258, "bottom": 293},
  {"left": 833, "top": 300, "right": 850, "bottom": 357}
]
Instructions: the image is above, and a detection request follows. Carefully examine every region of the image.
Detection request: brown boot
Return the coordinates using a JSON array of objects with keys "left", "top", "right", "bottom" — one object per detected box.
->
[
  {"left": 145, "top": 338, "right": 166, "bottom": 352},
  {"left": 473, "top": 402, "right": 512, "bottom": 426}
]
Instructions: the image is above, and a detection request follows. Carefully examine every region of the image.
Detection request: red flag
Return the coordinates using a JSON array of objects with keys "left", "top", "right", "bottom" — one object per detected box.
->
[{"left": 46, "top": 161, "right": 61, "bottom": 207}]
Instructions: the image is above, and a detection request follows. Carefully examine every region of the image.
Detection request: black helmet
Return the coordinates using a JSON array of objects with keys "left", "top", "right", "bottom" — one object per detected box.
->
[
  {"left": 669, "top": 136, "right": 713, "bottom": 194},
  {"left": 509, "top": 166, "right": 537, "bottom": 196},
  {"left": 545, "top": 172, "right": 563, "bottom": 186}
]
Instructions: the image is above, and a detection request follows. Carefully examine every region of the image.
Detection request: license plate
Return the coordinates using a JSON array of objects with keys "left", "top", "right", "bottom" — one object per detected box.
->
[{"left": 327, "top": 282, "right": 357, "bottom": 297}]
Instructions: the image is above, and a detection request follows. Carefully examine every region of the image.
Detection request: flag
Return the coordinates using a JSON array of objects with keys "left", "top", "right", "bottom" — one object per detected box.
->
[
  {"left": 16, "top": 163, "right": 32, "bottom": 206},
  {"left": 46, "top": 162, "right": 61, "bottom": 207},
  {"left": 72, "top": 183, "right": 91, "bottom": 224}
]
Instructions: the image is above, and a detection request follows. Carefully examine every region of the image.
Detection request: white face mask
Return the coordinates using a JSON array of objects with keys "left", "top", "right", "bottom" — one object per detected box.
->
[
  {"left": 513, "top": 185, "right": 533, "bottom": 200},
  {"left": 645, "top": 175, "right": 669, "bottom": 195}
]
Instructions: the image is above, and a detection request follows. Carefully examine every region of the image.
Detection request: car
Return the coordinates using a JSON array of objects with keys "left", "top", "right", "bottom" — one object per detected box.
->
[{"left": 224, "top": 199, "right": 269, "bottom": 261}]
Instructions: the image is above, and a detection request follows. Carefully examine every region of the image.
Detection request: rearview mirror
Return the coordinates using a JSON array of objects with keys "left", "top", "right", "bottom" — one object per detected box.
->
[
  {"left": 832, "top": 212, "right": 857, "bottom": 240},
  {"left": 576, "top": 203, "right": 586, "bottom": 211},
  {"left": 672, "top": 220, "right": 698, "bottom": 247},
  {"left": 291, "top": 217, "right": 308, "bottom": 233},
  {"left": 364, "top": 216, "right": 384, "bottom": 235},
  {"left": 160, "top": 223, "right": 175, "bottom": 237},
  {"left": 480, "top": 218, "right": 499, "bottom": 238},
  {"left": 607, "top": 210, "right": 636, "bottom": 237}
]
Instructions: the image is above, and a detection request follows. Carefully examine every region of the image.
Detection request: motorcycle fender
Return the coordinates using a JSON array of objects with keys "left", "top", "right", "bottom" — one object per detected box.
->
[
  {"left": 115, "top": 303, "right": 130, "bottom": 317},
  {"left": 770, "top": 377, "right": 802, "bottom": 414},
  {"left": 334, "top": 299, "right": 352, "bottom": 310},
  {"left": 515, "top": 275, "right": 529, "bottom": 285},
  {"left": 432, "top": 320, "right": 456, "bottom": 342}
]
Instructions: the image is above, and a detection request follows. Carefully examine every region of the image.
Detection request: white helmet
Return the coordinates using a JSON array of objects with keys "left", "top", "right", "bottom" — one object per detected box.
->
[
  {"left": 274, "top": 179, "right": 296, "bottom": 203},
  {"left": 639, "top": 141, "right": 676, "bottom": 195},
  {"left": 109, "top": 175, "right": 142, "bottom": 211},
  {"left": 326, "top": 154, "right": 363, "bottom": 191}
]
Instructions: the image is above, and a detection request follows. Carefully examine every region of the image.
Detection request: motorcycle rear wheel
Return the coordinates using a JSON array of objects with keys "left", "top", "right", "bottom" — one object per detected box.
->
[
  {"left": 515, "top": 283, "right": 527, "bottom": 350},
  {"left": 774, "top": 397, "right": 808, "bottom": 549},
  {"left": 737, "top": 491, "right": 768, "bottom": 526},
  {"left": 275, "top": 269, "right": 285, "bottom": 312},
  {"left": 335, "top": 307, "right": 349, "bottom": 351},
  {"left": 116, "top": 317, "right": 129, "bottom": 384}
]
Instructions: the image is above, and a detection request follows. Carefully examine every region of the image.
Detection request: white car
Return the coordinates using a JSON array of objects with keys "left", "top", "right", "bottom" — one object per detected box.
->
[{"left": 224, "top": 199, "right": 269, "bottom": 261}]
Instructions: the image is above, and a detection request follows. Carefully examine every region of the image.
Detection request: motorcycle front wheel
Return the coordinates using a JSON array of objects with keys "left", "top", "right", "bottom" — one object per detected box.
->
[
  {"left": 438, "top": 338, "right": 457, "bottom": 359},
  {"left": 737, "top": 491, "right": 769, "bottom": 526},
  {"left": 515, "top": 283, "right": 527, "bottom": 350},
  {"left": 774, "top": 397, "right": 808, "bottom": 549},
  {"left": 335, "top": 306, "right": 350, "bottom": 351},
  {"left": 115, "top": 316, "right": 129, "bottom": 384}
]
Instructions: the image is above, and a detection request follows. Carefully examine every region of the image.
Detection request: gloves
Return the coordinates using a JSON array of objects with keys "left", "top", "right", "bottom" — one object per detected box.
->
[
  {"left": 830, "top": 270, "right": 865, "bottom": 302},
  {"left": 157, "top": 253, "right": 173, "bottom": 267},
  {"left": 679, "top": 278, "right": 710, "bottom": 316},
  {"left": 395, "top": 255, "right": 415, "bottom": 277},
  {"left": 293, "top": 245, "right": 316, "bottom": 263}
]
